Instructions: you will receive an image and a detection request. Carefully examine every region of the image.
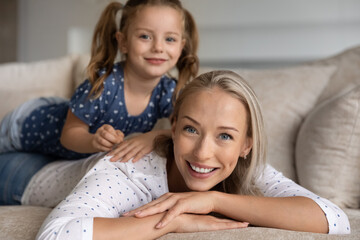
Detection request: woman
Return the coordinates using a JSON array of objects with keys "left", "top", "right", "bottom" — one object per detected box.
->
[{"left": 36, "top": 70, "right": 350, "bottom": 239}]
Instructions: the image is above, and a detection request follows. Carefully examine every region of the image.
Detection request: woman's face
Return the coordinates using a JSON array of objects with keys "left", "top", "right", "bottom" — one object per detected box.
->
[{"left": 172, "top": 87, "right": 252, "bottom": 191}]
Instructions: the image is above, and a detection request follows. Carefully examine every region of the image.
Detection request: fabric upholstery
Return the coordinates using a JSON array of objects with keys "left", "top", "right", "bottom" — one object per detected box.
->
[
  {"left": 0, "top": 56, "right": 75, "bottom": 120},
  {"left": 1, "top": 45, "right": 360, "bottom": 240},
  {"left": 236, "top": 65, "right": 337, "bottom": 180},
  {"left": 296, "top": 85, "right": 360, "bottom": 209}
]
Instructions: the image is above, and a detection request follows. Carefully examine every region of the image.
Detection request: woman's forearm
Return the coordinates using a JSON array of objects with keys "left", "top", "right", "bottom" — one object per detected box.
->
[
  {"left": 213, "top": 192, "right": 328, "bottom": 233},
  {"left": 93, "top": 213, "right": 176, "bottom": 240}
]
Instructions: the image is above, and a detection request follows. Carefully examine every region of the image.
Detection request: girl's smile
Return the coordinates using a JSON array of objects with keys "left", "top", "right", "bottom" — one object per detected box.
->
[{"left": 144, "top": 57, "right": 167, "bottom": 65}]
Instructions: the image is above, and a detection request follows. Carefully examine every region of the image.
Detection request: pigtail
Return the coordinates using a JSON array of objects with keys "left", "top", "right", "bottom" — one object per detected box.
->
[
  {"left": 174, "top": 9, "right": 199, "bottom": 101},
  {"left": 87, "top": 2, "right": 123, "bottom": 98}
]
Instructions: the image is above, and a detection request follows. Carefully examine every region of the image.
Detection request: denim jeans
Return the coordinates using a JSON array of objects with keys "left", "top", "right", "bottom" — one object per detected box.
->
[{"left": 0, "top": 152, "right": 54, "bottom": 205}]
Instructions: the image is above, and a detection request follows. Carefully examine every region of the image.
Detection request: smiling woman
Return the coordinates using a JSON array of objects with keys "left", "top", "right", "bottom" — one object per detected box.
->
[{"left": 35, "top": 70, "right": 350, "bottom": 240}]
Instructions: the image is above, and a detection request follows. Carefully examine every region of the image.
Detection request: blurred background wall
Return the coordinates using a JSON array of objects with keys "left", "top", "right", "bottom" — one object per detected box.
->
[{"left": 2, "top": 0, "right": 360, "bottom": 68}]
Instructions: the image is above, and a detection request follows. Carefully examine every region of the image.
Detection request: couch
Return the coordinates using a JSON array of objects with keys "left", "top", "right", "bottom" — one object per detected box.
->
[{"left": 0, "top": 45, "right": 359, "bottom": 239}]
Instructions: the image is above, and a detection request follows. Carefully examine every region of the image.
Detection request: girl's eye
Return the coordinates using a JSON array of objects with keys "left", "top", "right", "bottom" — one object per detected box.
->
[
  {"left": 140, "top": 34, "right": 151, "bottom": 40},
  {"left": 219, "top": 133, "right": 232, "bottom": 141},
  {"left": 166, "top": 37, "right": 176, "bottom": 42},
  {"left": 184, "top": 126, "right": 197, "bottom": 134}
]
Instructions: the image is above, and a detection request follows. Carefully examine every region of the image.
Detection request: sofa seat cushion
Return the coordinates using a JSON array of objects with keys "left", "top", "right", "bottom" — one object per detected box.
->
[
  {"left": 0, "top": 206, "right": 51, "bottom": 240},
  {"left": 0, "top": 206, "right": 358, "bottom": 240}
]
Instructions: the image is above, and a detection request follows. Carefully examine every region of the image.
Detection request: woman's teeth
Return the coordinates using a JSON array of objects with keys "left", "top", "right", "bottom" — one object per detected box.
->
[{"left": 190, "top": 163, "right": 214, "bottom": 173}]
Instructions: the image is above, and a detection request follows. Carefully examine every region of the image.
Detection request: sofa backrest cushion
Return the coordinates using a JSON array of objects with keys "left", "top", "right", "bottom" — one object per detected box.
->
[
  {"left": 0, "top": 56, "right": 75, "bottom": 120},
  {"left": 309, "top": 45, "right": 360, "bottom": 103},
  {"left": 296, "top": 85, "right": 360, "bottom": 209},
  {"left": 201, "top": 65, "right": 336, "bottom": 180}
]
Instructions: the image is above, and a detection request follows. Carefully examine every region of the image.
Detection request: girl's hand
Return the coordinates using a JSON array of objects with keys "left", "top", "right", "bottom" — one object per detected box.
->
[
  {"left": 108, "top": 130, "right": 159, "bottom": 162},
  {"left": 124, "top": 192, "right": 217, "bottom": 228},
  {"left": 92, "top": 124, "right": 124, "bottom": 152},
  {"left": 175, "top": 214, "right": 249, "bottom": 233}
]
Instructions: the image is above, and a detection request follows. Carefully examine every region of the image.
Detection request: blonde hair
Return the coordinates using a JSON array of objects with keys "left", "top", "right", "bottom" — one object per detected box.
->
[
  {"left": 87, "top": 0, "right": 199, "bottom": 98},
  {"left": 155, "top": 70, "right": 267, "bottom": 196}
]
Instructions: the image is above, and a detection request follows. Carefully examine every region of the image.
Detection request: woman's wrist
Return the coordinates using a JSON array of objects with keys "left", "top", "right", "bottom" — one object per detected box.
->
[{"left": 210, "top": 190, "right": 226, "bottom": 213}]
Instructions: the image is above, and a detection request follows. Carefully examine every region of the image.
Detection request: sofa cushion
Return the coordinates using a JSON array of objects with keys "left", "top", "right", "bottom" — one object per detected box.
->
[
  {"left": 72, "top": 54, "right": 90, "bottom": 89},
  {"left": 309, "top": 45, "right": 360, "bottom": 103},
  {"left": 0, "top": 56, "right": 75, "bottom": 120},
  {"left": 212, "top": 65, "right": 336, "bottom": 180},
  {"left": 0, "top": 205, "right": 359, "bottom": 240},
  {"left": 296, "top": 85, "right": 360, "bottom": 208}
]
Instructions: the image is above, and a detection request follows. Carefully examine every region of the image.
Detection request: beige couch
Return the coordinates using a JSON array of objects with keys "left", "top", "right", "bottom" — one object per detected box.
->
[{"left": 0, "top": 45, "right": 359, "bottom": 239}]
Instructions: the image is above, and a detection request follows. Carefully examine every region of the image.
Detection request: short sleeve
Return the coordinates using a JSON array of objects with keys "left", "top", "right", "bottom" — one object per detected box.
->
[
  {"left": 157, "top": 77, "right": 176, "bottom": 118},
  {"left": 69, "top": 80, "right": 102, "bottom": 127}
]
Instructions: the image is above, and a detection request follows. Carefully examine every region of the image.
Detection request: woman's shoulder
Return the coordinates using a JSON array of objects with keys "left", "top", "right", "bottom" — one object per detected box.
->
[
  {"left": 113, "top": 152, "right": 167, "bottom": 178},
  {"left": 86, "top": 151, "right": 167, "bottom": 179},
  {"left": 82, "top": 151, "right": 169, "bottom": 198},
  {"left": 255, "top": 164, "right": 290, "bottom": 188}
]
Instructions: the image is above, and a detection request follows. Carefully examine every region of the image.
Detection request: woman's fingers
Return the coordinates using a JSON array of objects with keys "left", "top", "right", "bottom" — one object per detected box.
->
[
  {"left": 176, "top": 214, "right": 249, "bottom": 233},
  {"left": 207, "top": 217, "right": 249, "bottom": 231},
  {"left": 127, "top": 192, "right": 215, "bottom": 229},
  {"left": 123, "top": 193, "right": 173, "bottom": 216},
  {"left": 155, "top": 203, "right": 184, "bottom": 228}
]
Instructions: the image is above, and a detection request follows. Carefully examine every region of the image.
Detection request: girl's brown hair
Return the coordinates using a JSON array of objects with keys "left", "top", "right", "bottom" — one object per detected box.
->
[{"left": 87, "top": 0, "right": 199, "bottom": 98}]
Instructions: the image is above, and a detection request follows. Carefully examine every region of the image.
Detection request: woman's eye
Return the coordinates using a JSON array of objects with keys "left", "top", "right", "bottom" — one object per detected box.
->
[
  {"left": 184, "top": 126, "right": 197, "bottom": 134},
  {"left": 219, "top": 133, "right": 232, "bottom": 141},
  {"left": 139, "top": 34, "right": 150, "bottom": 40},
  {"left": 166, "top": 37, "right": 176, "bottom": 42}
]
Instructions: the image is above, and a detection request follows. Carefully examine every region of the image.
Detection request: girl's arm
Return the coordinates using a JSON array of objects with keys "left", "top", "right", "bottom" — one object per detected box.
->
[
  {"left": 108, "top": 129, "right": 171, "bottom": 162},
  {"left": 60, "top": 110, "right": 123, "bottom": 153}
]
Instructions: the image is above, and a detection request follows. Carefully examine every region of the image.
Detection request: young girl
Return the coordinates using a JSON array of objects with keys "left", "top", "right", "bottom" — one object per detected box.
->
[
  {"left": 35, "top": 70, "right": 350, "bottom": 239},
  {"left": 0, "top": 0, "right": 199, "bottom": 162}
]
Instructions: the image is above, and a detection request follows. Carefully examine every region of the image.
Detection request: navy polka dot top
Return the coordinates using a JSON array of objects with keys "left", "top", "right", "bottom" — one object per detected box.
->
[{"left": 20, "top": 62, "right": 176, "bottom": 159}]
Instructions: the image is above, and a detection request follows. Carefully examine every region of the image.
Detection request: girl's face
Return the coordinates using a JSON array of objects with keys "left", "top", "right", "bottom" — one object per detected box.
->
[
  {"left": 118, "top": 6, "right": 185, "bottom": 80},
  {"left": 171, "top": 87, "right": 253, "bottom": 192}
]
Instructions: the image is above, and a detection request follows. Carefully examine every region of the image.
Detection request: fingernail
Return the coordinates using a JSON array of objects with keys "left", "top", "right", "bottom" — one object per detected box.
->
[
  {"left": 122, "top": 212, "right": 129, "bottom": 216},
  {"left": 134, "top": 211, "right": 142, "bottom": 216}
]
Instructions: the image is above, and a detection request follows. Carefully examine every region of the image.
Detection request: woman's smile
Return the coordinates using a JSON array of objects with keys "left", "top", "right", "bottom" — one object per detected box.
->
[{"left": 187, "top": 161, "right": 218, "bottom": 178}]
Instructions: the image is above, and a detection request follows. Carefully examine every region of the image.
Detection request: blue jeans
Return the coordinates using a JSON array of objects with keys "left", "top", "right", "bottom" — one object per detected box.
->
[{"left": 0, "top": 152, "right": 54, "bottom": 205}]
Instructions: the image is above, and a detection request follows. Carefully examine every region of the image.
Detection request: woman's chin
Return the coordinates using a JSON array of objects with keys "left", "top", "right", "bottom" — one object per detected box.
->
[{"left": 185, "top": 181, "right": 213, "bottom": 192}]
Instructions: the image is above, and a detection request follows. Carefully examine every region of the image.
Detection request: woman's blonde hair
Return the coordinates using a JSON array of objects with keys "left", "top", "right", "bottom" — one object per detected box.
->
[
  {"left": 87, "top": 0, "right": 199, "bottom": 98},
  {"left": 155, "top": 70, "right": 267, "bottom": 196}
]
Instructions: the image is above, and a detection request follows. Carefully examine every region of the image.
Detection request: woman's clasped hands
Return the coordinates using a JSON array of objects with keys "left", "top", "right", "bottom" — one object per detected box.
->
[{"left": 123, "top": 191, "right": 249, "bottom": 232}]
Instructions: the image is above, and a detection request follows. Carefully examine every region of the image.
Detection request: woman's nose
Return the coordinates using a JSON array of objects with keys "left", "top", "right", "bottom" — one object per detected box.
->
[{"left": 193, "top": 136, "right": 213, "bottom": 161}]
